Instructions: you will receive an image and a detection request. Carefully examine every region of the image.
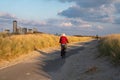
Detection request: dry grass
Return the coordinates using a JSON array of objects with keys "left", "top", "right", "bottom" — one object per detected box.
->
[
  {"left": 68, "top": 36, "right": 92, "bottom": 43},
  {"left": 0, "top": 33, "right": 92, "bottom": 61},
  {"left": 99, "top": 34, "right": 120, "bottom": 63}
]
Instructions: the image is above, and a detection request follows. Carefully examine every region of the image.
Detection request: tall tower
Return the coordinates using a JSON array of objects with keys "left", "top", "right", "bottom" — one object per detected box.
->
[{"left": 13, "top": 20, "right": 17, "bottom": 33}]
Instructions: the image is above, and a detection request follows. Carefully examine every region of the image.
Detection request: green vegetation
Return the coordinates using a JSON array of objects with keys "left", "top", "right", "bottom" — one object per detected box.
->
[
  {"left": 99, "top": 34, "right": 120, "bottom": 63},
  {"left": 0, "top": 33, "right": 92, "bottom": 61}
]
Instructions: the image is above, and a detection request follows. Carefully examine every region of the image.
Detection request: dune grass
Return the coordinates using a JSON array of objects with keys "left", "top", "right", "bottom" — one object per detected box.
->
[
  {"left": 99, "top": 34, "right": 120, "bottom": 63},
  {"left": 0, "top": 33, "right": 92, "bottom": 61}
]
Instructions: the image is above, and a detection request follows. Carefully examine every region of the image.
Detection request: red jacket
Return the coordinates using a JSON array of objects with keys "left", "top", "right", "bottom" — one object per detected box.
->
[{"left": 59, "top": 36, "right": 69, "bottom": 44}]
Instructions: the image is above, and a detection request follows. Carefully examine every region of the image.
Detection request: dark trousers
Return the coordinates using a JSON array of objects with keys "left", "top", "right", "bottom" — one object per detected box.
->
[{"left": 61, "top": 44, "right": 67, "bottom": 57}]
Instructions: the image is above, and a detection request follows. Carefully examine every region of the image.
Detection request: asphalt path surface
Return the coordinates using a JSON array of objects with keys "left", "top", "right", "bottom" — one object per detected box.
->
[{"left": 0, "top": 40, "right": 93, "bottom": 80}]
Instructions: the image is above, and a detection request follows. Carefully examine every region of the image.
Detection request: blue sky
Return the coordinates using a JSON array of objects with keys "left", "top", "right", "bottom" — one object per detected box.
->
[
  {"left": 0, "top": 0, "right": 71, "bottom": 20},
  {"left": 0, "top": 0, "right": 120, "bottom": 36}
]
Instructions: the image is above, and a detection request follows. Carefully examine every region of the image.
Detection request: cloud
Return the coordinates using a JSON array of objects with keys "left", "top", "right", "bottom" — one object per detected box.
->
[
  {"left": 0, "top": 12, "right": 17, "bottom": 20},
  {"left": 80, "top": 24, "right": 92, "bottom": 28},
  {"left": 0, "top": 12, "right": 17, "bottom": 30},
  {"left": 114, "top": 17, "right": 120, "bottom": 24},
  {"left": 46, "top": 18, "right": 92, "bottom": 28},
  {"left": 0, "top": 12, "right": 119, "bottom": 36},
  {"left": 60, "top": 22, "right": 73, "bottom": 27},
  {"left": 58, "top": 0, "right": 120, "bottom": 23},
  {"left": 58, "top": 0, "right": 120, "bottom": 7},
  {"left": 97, "top": 25, "right": 104, "bottom": 30},
  {"left": 0, "top": 11, "right": 109, "bottom": 36},
  {"left": 0, "top": 12, "right": 48, "bottom": 29},
  {"left": 0, "top": 12, "right": 100, "bottom": 35},
  {"left": 18, "top": 19, "right": 47, "bottom": 27}
]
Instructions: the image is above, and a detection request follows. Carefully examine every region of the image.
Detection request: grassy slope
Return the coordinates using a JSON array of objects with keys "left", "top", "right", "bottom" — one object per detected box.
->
[
  {"left": 99, "top": 34, "right": 120, "bottom": 63},
  {"left": 0, "top": 33, "right": 92, "bottom": 61}
]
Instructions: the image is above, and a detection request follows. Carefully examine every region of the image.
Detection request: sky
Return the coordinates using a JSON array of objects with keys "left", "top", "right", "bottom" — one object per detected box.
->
[{"left": 0, "top": 0, "right": 120, "bottom": 36}]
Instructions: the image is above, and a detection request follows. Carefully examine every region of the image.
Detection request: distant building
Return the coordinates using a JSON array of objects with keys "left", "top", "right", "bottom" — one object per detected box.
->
[
  {"left": 28, "top": 29, "right": 33, "bottom": 33},
  {"left": 12, "top": 20, "right": 39, "bottom": 34},
  {"left": 4, "top": 29, "right": 10, "bottom": 34},
  {"left": 13, "top": 20, "right": 17, "bottom": 33},
  {"left": 17, "top": 27, "right": 22, "bottom": 34},
  {"left": 33, "top": 28, "right": 38, "bottom": 33},
  {"left": 22, "top": 28, "right": 27, "bottom": 34}
]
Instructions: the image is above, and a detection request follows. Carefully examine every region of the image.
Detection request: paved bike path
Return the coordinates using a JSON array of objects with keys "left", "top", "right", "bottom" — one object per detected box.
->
[{"left": 0, "top": 41, "right": 92, "bottom": 80}]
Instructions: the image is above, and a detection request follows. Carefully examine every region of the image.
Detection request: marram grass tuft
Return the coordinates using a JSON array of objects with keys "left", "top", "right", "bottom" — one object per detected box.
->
[
  {"left": 0, "top": 33, "right": 92, "bottom": 61},
  {"left": 99, "top": 34, "right": 120, "bottom": 63}
]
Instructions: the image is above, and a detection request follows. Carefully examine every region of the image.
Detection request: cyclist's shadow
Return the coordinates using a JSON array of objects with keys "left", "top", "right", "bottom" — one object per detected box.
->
[
  {"left": 35, "top": 49, "right": 66, "bottom": 72},
  {"left": 35, "top": 42, "right": 85, "bottom": 73}
]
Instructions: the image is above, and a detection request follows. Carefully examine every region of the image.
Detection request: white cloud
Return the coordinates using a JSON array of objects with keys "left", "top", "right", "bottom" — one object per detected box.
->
[
  {"left": 81, "top": 24, "right": 92, "bottom": 28},
  {"left": 58, "top": 0, "right": 120, "bottom": 24},
  {"left": 97, "top": 25, "right": 104, "bottom": 30},
  {"left": 0, "top": 11, "right": 119, "bottom": 36},
  {"left": 60, "top": 22, "right": 73, "bottom": 27},
  {"left": 0, "top": 12, "right": 16, "bottom": 20}
]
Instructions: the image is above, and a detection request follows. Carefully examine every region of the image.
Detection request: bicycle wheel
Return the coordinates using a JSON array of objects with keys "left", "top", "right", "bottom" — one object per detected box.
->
[{"left": 61, "top": 45, "right": 66, "bottom": 58}]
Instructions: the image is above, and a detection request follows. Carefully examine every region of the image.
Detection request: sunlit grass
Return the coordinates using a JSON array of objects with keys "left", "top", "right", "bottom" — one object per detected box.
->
[
  {"left": 99, "top": 34, "right": 120, "bottom": 63},
  {"left": 0, "top": 33, "right": 92, "bottom": 61},
  {"left": 68, "top": 36, "right": 92, "bottom": 43}
]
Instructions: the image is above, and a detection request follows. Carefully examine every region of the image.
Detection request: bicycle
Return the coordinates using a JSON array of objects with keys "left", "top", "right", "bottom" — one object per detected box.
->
[{"left": 61, "top": 44, "right": 67, "bottom": 58}]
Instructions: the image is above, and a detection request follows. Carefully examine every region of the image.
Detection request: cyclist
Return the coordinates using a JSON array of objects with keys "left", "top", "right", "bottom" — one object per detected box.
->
[{"left": 59, "top": 33, "right": 69, "bottom": 58}]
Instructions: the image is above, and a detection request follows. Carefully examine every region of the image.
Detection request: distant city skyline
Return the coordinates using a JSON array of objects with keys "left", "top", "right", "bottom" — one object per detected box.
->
[{"left": 0, "top": 0, "right": 120, "bottom": 36}]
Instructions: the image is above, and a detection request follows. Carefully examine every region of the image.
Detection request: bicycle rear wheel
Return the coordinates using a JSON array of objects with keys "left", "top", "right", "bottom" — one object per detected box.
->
[{"left": 61, "top": 45, "right": 66, "bottom": 58}]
